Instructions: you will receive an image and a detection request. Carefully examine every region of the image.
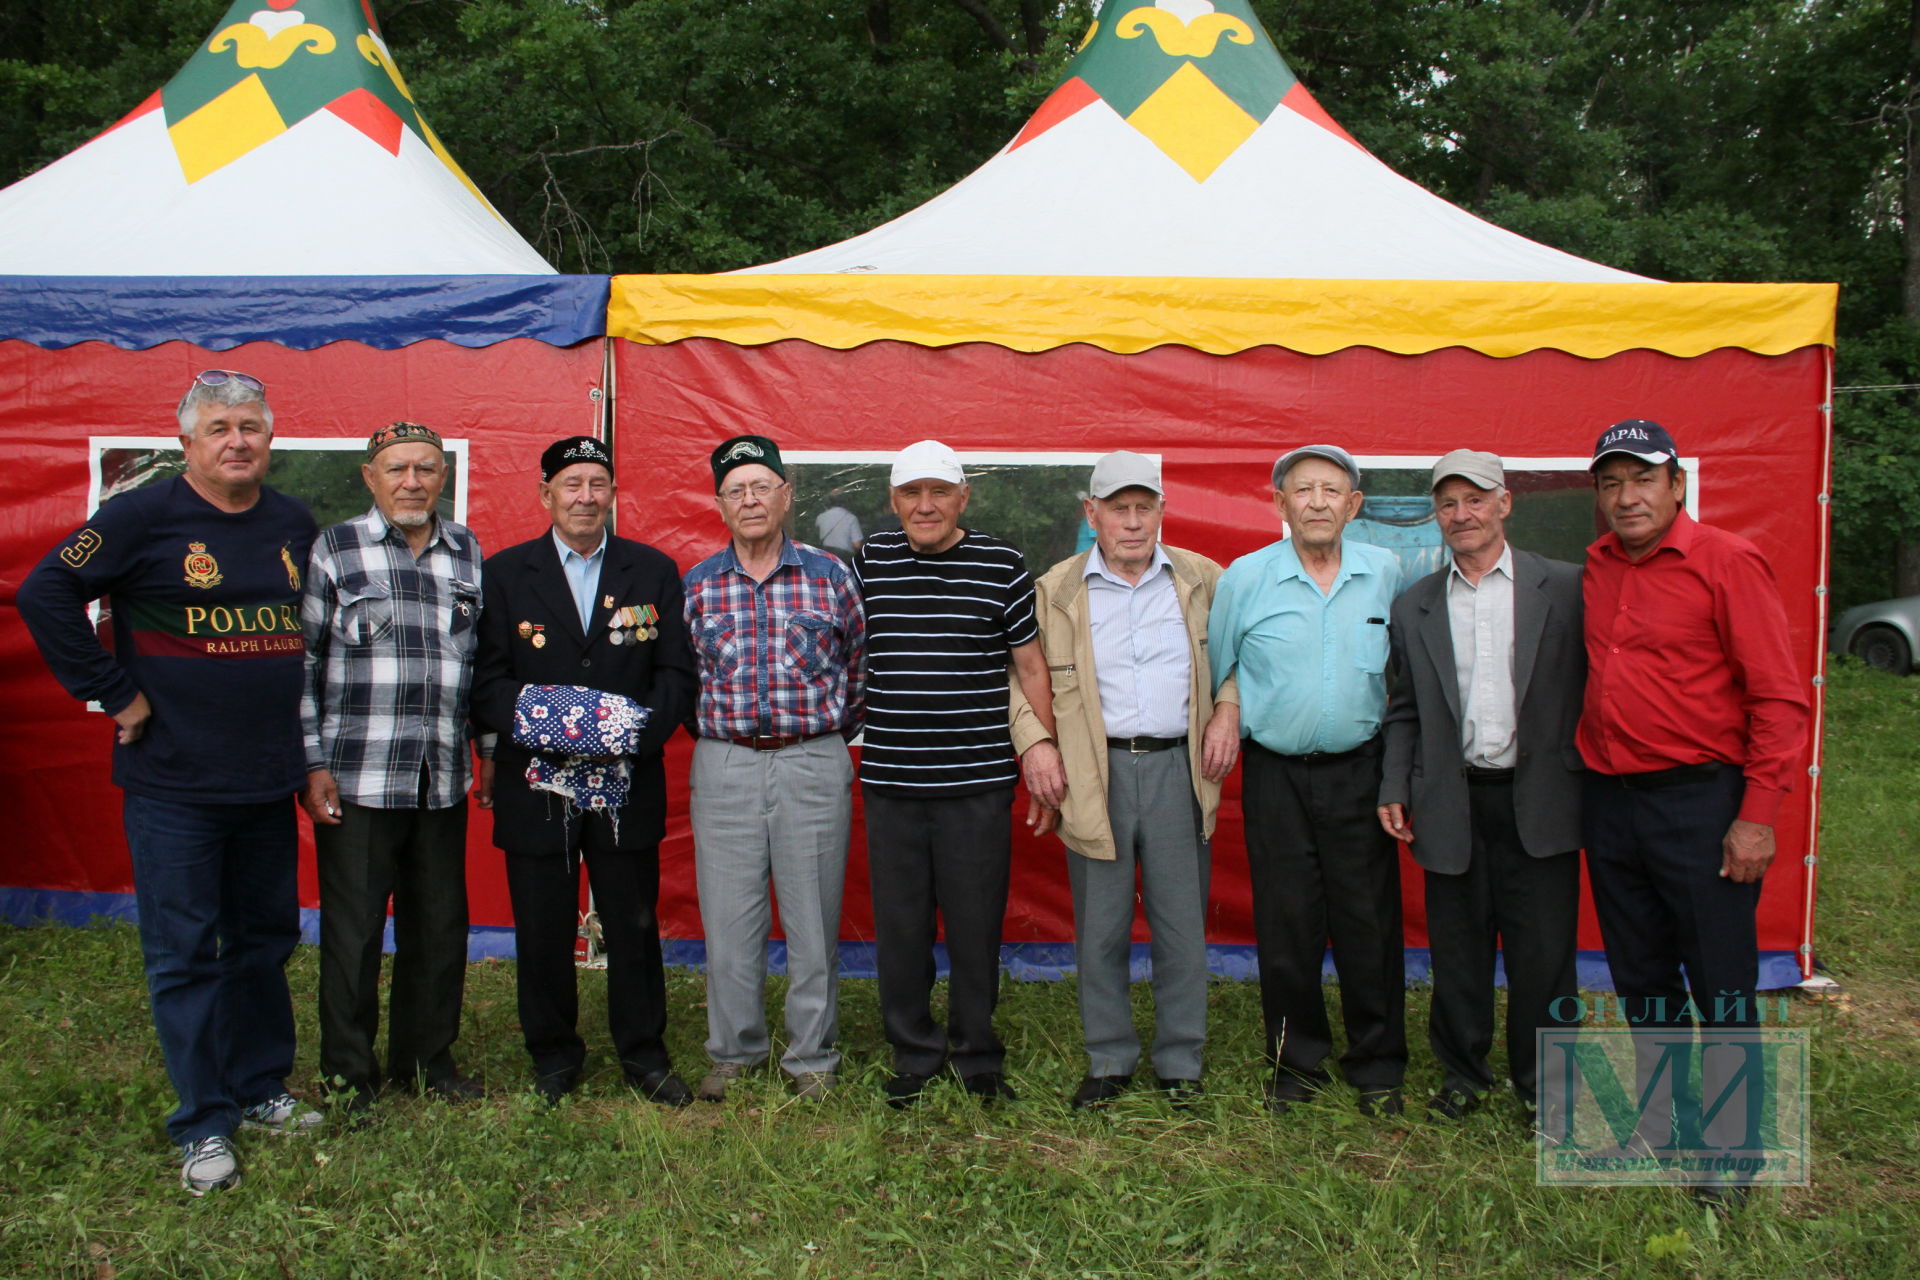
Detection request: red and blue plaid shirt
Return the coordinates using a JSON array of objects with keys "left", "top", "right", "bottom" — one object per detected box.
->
[{"left": 683, "top": 538, "right": 865, "bottom": 739}]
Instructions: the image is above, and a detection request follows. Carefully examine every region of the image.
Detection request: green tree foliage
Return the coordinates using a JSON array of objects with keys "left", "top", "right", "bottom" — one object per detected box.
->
[{"left": 1, "top": 0, "right": 1913, "bottom": 602}]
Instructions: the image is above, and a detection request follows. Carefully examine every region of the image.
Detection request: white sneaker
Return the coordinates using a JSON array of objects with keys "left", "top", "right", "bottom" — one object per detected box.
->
[
  {"left": 179, "top": 1135, "right": 241, "bottom": 1196},
  {"left": 240, "top": 1092, "right": 324, "bottom": 1135}
]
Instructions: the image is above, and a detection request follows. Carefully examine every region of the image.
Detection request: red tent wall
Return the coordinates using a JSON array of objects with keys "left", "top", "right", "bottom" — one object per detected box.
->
[
  {"left": 614, "top": 336, "right": 1831, "bottom": 984},
  {"left": 0, "top": 336, "right": 606, "bottom": 946}
]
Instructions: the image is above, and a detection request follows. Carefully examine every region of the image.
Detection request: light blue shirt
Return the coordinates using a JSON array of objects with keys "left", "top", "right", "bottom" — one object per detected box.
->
[
  {"left": 1084, "top": 543, "right": 1189, "bottom": 739},
  {"left": 552, "top": 528, "right": 607, "bottom": 633},
  {"left": 1209, "top": 536, "right": 1401, "bottom": 755}
]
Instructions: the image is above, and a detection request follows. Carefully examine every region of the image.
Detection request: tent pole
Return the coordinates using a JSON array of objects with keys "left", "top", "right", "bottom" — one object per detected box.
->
[
  {"left": 1800, "top": 346, "right": 1836, "bottom": 983},
  {"left": 578, "top": 335, "right": 619, "bottom": 971}
]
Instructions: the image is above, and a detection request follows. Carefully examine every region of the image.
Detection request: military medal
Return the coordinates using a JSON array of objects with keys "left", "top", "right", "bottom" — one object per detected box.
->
[
  {"left": 530, "top": 622, "right": 547, "bottom": 649},
  {"left": 609, "top": 627, "right": 624, "bottom": 646},
  {"left": 532, "top": 633, "right": 547, "bottom": 649},
  {"left": 517, "top": 621, "right": 534, "bottom": 640}
]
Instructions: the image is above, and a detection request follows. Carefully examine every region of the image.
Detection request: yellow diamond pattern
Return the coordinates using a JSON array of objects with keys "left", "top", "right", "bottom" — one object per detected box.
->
[
  {"left": 167, "top": 74, "right": 286, "bottom": 183},
  {"left": 1123, "top": 61, "right": 1259, "bottom": 182}
]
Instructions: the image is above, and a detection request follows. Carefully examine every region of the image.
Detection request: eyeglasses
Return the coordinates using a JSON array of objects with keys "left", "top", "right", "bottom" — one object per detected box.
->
[
  {"left": 193, "top": 369, "right": 265, "bottom": 393},
  {"left": 719, "top": 480, "right": 784, "bottom": 504}
]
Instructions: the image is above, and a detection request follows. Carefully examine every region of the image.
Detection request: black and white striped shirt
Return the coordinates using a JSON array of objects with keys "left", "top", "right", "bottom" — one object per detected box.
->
[{"left": 853, "top": 529, "right": 1038, "bottom": 797}]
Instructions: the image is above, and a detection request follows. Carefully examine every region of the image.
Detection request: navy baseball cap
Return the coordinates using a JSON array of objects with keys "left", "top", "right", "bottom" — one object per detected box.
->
[{"left": 1590, "top": 419, "right": 1678, "bottom": 470}]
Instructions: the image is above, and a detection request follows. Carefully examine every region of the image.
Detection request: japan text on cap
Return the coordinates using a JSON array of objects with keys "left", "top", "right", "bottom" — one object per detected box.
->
[
  {"left": 1590, "top": 419, "right": 1678, "bottom": 470},
  {"left": 1272, "top": 444, "right": 1361, "bottom": 490},
  {"left": 710, "top": 434, "right": 785, "bottom": 491},
  {"left": 890, "top": 439, "right": 966, "bottom": 487},
  {"left": 1430, "top": 449, "right": 1505, "bottom": 491},
  {"left": 541, "top": 435, "right": 613, "bottom": 481},
  {"left": 1088, "top": 450, "right": 1163, "bottom": 499},
  {"left": 366, "top": 421, "right": 443, "bottom": 460}
]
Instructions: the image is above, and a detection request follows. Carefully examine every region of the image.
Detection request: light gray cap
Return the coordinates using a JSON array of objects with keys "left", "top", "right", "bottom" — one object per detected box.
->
[
  {"left": 1272, "top": 444, "right": 1360, "bottom": 490},
  {"left": 1088, "top": 450, "right": 1163, "bottom": 499},
  {"left": 1429, "top": 449, "right": 1505, "bottom": 491}
]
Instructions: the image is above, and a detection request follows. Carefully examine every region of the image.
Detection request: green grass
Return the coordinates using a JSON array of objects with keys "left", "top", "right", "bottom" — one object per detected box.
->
[{"left": 3, "top": 662, "right": 1918, "bottom": 1277}]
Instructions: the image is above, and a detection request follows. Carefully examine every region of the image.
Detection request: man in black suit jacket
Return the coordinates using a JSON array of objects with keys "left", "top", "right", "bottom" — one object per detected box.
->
[
  {"left": 472, "top": 436, "right": 698, "bottom": 1105},
  {"left": 1377, "top": 450, "right": 1586, "bottom": 1121}
]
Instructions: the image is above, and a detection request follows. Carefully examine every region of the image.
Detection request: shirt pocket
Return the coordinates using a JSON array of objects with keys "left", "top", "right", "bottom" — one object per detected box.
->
[
  {"left": 336, "top": 579, "right": 394, "bottom": 647},
  {"left": 781, "top": 610, "right": 834, "bottom": 680},
  {"left": 693, "top": 614, "right": 743, "bottom": 681},
  {"left": 1352, "top": 618, "right": 1390, "bottom": 674},
  {"left": 447, "top": 578, "right": 481, "bottom": 655}
]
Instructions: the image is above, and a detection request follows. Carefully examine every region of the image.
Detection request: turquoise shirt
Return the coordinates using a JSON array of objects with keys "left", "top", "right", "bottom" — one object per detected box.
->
[{"left": 1209, "top": 537, "right": 1401, "bottom": 755}]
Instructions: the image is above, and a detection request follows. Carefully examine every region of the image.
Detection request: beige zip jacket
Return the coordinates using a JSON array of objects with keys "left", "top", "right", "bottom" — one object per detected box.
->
[{"left": 1010, "top": 543, "right": 1238, "bottom": 861}]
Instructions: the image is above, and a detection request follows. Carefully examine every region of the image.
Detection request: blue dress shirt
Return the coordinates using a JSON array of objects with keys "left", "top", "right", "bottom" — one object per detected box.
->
[
  {"left": 1085, "top": 543, "right": 1190, "bottom": 739},
  {"left": 1209, "top": 537, "right": 1401, "bottom": 755},
  {"left": 552, "top": 528, "right": 607, "bottom": 633}
]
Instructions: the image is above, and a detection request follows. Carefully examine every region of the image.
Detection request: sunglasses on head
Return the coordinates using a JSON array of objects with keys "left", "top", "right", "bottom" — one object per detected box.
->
[{"left": 193, "top": 369, "right": 265, "bottom": 393}]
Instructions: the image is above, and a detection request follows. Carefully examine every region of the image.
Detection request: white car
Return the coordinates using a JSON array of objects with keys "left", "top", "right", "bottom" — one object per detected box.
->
[{"left": 1829, "top": 594, "right": 1920, "bottom": 675}]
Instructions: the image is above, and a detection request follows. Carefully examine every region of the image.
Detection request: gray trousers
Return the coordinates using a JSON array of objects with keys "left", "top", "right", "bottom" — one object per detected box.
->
[
  {"left": 1068, "top": 746, "right": 1210, "bottom": 1080},
  {"left": 690, "top": 735, "right": 852, "bottom": 1076}
]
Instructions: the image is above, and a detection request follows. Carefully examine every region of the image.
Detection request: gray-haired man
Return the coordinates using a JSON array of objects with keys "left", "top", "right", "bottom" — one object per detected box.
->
[
  {"left": 1013, "top": 451, "right": 1240, "bottom": 1109},
  {"left": 18, "top": 370, "right": 322, "bottom": 1194}
]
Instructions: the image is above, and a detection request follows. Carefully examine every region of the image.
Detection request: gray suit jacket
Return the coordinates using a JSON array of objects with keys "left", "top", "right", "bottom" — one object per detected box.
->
[{"left": 1378, "top": 547, "right": 1586, "bottom": 874}]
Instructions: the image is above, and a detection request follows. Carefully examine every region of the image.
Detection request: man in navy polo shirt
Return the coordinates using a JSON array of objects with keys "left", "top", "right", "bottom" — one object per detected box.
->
[{"left": 20, "top": 370, "right": 322, "bottom": 1195}]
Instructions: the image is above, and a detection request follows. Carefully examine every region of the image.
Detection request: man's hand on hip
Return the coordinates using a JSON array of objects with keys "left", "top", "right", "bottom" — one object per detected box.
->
[
  {"left": 1721, "top": 818, "right": 1775, "bottom": 883},
  {"left": 111, "top": 691, "right": 152, "bottom": 745},
  {"left": 1021, "top": 738, "right": 1067, "bottom": 808},
  {"left": 301, "top": 769, "right": 343, "bottom": 826}
]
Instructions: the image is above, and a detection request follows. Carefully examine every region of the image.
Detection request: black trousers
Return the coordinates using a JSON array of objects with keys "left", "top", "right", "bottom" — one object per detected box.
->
[
  {"left": 1423, "top": 777, "right": 1580, "bottom": 1105},
  {"left": 1241, "top": 738, "right": 1406, "bottom": 1090},
  {"left": 316, "top": 798, "right": 470, "bottom": 1095},
  {"left": 1583, "top": 764, "right": 1760, "bottom": 1028},
  {"left": 863, "top": 785, "right": 1012, "bottom": 1078},
  {"left": 504, "top": 820, "right": 670, "bottom": 1082}
]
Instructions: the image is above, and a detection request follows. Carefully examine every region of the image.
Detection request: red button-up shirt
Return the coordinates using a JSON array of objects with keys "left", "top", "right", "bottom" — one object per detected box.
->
[{"left": 1577, "top": 510, "right": 1809, "bottom": 825}]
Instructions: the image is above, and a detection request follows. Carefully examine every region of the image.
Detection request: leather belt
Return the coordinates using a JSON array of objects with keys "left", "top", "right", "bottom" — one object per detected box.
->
[
  {"left": 1105, "top": 735, "right": 1187, "bottom": 754},
  {"left": 1612, "top": 761, "right": 1728, "bottom": 790},
  {"left": 1463, "top": 765, "right": 1516, "bottom": 784},
  {"left": 725, "top": 731, "right": 836, "bottom": 752},
  {"left": 1255, "top": 734, "right": 1379, "bottom": 765}
]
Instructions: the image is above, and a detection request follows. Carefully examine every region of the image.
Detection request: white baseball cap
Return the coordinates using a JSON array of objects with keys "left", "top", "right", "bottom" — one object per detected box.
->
[{"left": 890, "top": 439, "right": 966, "bottom": 487}]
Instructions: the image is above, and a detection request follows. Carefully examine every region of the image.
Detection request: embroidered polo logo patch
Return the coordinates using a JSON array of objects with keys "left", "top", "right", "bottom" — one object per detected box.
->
[{"left": 183, "top": 542, "right": 223, "bottom": 589}]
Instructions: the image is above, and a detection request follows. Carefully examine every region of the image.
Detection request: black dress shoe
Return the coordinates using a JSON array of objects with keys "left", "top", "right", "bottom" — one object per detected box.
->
[
  {"left": 1689, "top": 1182, "right": 1750, "bottom": 1215},
  {"left": 961, "top": 1071, "right": 1017, "bottom": 1104},
  {"left": 1426, "top": 1088, "right": 1482, "bottom": 1121},
  {"left": 1357, "top": 1086, "right": 1405, "bottom": 1118},
  {"left": 1069, "top": 1075, "right": 1131, "bottom": 1110},
  {"left": 884, "top": 1072, "right": 933, "bottom": 1109},
  {"left": 1160, "top": 1078, "right": 1203, "bottom": 1109},
  {"left": 533, "top": 1070, "right": 580, "bottom": 1106},
  {"left": 1263, "top": 1073, "right": 1325, "bottom": 1116},
  {"left": 627, "top": 1068, "right": 693, "bottom": 1107},
  {"left": 422, "top": 1072, "right": 485, "bottom": 1104}
]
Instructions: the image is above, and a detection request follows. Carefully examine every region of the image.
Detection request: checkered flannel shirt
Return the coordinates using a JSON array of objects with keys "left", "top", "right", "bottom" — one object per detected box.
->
[
  {"left": 683, "top": 538, "right": 866, "bottom": 739},
  {"left": 301, "top": 508, "right": 486, "bottom": 809}
]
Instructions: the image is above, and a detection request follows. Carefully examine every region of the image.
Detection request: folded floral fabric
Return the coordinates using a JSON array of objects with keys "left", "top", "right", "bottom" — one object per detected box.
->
[{"left": 512, "top": 684, "right": 652, "bottom": 819}]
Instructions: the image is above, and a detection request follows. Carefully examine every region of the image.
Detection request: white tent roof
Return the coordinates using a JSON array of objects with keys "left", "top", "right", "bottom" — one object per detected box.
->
[
  {"left": 750, "top": 0, "right": 1641, "bottom": 283},
  {"left": 0, "top": 0, "right": 551, "bottom": 275}
]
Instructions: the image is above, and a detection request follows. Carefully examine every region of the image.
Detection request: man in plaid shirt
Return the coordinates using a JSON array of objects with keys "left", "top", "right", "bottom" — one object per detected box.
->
[
  {"left": 682, "top": 434, "right": 866, "bottom": 1101},
  {"left": 300, "top": 422, "right": 488, "bottom": 1116}
]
